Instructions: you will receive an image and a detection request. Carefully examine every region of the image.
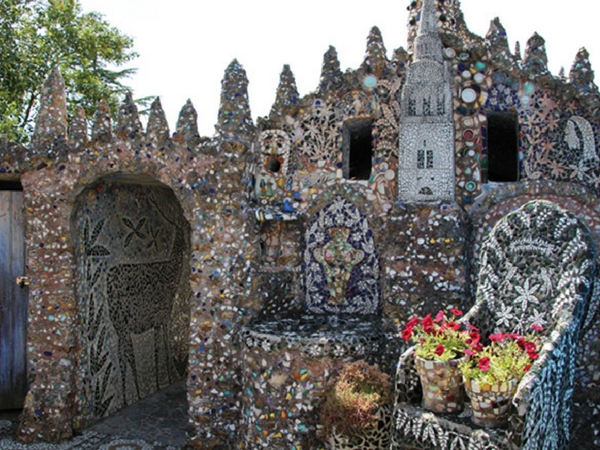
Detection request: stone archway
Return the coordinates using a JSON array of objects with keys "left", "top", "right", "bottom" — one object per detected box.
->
[{"left": 72, "top": 174, "right": 191, "bottom": 422}]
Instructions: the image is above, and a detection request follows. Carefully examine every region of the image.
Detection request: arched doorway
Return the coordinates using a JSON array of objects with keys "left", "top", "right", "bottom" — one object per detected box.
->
[{"left": 72, "top": 174, "right": 190, "bottom": 421}]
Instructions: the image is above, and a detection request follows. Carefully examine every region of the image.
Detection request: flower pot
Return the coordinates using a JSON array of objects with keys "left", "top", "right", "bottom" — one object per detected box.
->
[
  {"left": 414, "top": 355, "right": 466, "bottom": 413},
  {"left": 464, "top": 377, "right": 518, "bottom": 428}
]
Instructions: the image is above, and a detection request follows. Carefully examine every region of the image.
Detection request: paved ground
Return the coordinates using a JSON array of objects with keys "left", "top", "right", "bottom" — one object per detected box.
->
[
  {"left": 0, "top": 380, "right": 189, "bottom": 449},
  {"left": 1, "top": 381, "right": 598, "bottom": 449}
]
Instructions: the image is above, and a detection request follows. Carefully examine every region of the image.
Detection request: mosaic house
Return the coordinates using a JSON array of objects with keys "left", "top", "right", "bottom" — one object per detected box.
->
[{"left": 1, "top": 0, "right": 600, "bottom": 448}]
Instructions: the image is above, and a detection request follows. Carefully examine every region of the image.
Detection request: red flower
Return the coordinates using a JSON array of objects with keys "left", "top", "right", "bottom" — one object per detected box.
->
[
  {"left": 422, "top": 315, "right": 434, "bottom": 334},
  {"left": 478, "top": 356, "right": 491, "bottom": 371},
  {"left": 489, "top": 333, "right": 507, "bottom": 343},
  {"left": 531, "top": 324, "right": 543, "bottom": 331},
  {"left": 524, "top": 341, "right": 537, "bottom": 354},
  {"left": 442, "top": 321, "right": 461, "bottom": 331},
  {"left": 527, "top": 351, "right": 539, "bottom": 361},
  {"left": 407, "top": 317, "right": 419, "bottom": 328},
  {"left": 450, "top": 308, "right": 463, "bottom": 317},
  {"left": 401, "top": 327, "right": 413, "bottom": 341},
  {"left": 464, "top": 349, "right": 475, "bottom": 356},
  {"left": 524, "top": 364, "right": 532, "bottom": 372},
  {"left": 434, "top": 344, "right": 445, "bottom": 356},
  {"left": 467, "top": 323, "right": 479, "bottom": 332},
  {"left": 435, "top": 310, "right": 445, "bottom": 323}
]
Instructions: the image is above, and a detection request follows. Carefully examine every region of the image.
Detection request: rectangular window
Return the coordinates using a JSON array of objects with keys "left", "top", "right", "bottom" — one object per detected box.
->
[
  {"left": 487, "top": 111, "right": 519, "bottom": 182},
  {"left": 343, "top": 119, "right": 373, "bottom": 180},
  {"left": 437, "top": 94, "right": 445, "bottom": 115},
  {"left": 423, "top": 97, "right": 431, "bottom": 116},
  {"left": 408, "top": 98, "right": 416, "bottom": 116},
  {"left": 417, "top": 150, "right": 425, "bottom": 169},
  {"left": 426, "top": 150, "right": 434, "bottom": 169}
]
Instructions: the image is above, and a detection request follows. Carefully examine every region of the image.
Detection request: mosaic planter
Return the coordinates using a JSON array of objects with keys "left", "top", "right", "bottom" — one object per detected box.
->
[
  {"left": 414, "top": 355, "right": 467, "bottom": 413},
  {"left": 464, "top": 377, "right": 518, "bottom": 428},
  {"left": 327, "top": 405, "right": 392, "bottom": 450}
]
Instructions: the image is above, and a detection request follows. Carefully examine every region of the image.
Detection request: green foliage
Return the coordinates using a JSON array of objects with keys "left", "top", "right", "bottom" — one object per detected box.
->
[
  {"left": 0, "top": 0, "right": 138, "bottom": 141},
  {"left": 320, "top": 360, "right": 391, "bottom": 440},
  {"left": 459, "top": 333, "right": 541, "bottom": 385}
]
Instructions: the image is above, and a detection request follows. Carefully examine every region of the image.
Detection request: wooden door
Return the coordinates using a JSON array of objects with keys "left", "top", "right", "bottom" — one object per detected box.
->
[{"left": 0, "top": 188, "right": 28, "bottom": 409}]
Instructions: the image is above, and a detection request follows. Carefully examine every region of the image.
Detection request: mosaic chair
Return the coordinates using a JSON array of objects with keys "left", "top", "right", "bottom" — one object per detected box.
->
[{"left": 392, "top": 200, "right": 597, "bottom": 450}]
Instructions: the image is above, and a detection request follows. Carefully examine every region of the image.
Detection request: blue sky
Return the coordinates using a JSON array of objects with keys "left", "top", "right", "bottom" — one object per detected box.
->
[{"left": 78, "top": 0, "right": 599, "bottom": 136}]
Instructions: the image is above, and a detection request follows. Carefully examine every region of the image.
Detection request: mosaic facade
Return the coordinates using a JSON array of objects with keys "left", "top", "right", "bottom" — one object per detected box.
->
[{"left": 1, "top": 0, "right": 600, "bottom": 447}]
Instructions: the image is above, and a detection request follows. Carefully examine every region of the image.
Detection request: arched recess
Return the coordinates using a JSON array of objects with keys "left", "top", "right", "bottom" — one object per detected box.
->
[{"left": 71, "top": 174, "right": 191, "bottom": 421}]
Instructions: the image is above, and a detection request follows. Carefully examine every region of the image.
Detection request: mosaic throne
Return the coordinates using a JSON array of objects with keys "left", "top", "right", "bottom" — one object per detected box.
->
[
  {"left": 242, "top": 195, "right": 384, "bottom": 358},
  {"left": 393, "top": 200, "right": 597, "bottom": 450}
]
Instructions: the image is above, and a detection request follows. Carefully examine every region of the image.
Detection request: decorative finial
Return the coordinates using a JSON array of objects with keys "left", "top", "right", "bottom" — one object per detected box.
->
[
  {"left": 522, "top": 33, "right": 549, "bottom": 78},
  {"left": 117, "top": 92, "right": 143, "bottom": 141},
  {"left": 317, "top": 46, "right": 343, "bottom": 95},
  {"left": 32, "top": 66, "right": 68, "bottom": 153},
  {"left": 216, "top": 59, "right": 254, "bottom": 139},
  {"left": 361, "top": 26, "right": 388, "bottom": 76},
  {"left": 270, "top": 65, "right": 300, "bottom": 119},
  {"left": 91, "top": 99, "right": 113, "bottom": 144},
  {"left": 146, "top": 97, "right": 170, "bottom": 147},
  {"left": 174, "top": 99, "right": 200, "bottom": 147}
]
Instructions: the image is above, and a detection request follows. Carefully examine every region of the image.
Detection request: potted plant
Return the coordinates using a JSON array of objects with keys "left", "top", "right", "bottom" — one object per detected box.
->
[
  {"left": 401, "top": 309, "right": 480, "bottom": 413},
  {"left": 320, "top": 360, "right": 392, "bottom": 449},
  {"left": 459, "top": 326, "right": 542, "bottom": 427}
]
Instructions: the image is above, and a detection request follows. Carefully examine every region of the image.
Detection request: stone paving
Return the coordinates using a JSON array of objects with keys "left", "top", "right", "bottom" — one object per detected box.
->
[{"left": 0, "top": 380, "right": 188, "bottom": 449}]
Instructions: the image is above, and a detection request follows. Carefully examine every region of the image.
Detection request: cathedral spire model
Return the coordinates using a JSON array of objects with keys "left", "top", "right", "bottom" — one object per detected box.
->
[{"left": 398, "top": 0, "right": 455, "bottom": 202}]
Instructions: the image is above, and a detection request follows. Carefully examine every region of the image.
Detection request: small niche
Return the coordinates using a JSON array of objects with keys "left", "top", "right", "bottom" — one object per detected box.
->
[
  {"left": 487, "top": 111, "right": 519, "bottom": 182},
  {"left": 266, "top": 156, "right": 281, "bottom": 173},
  {"left": 343, "top": 119, "right": 373, "bottom": 180},
  {"left": 0, "top": 179, "right": 23, "bottom": 191}
]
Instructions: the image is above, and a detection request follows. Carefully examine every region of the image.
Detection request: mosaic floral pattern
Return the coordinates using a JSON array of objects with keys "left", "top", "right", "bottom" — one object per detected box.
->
[{"left": 394, "top": 200, "right": 596, "bottom": 449}]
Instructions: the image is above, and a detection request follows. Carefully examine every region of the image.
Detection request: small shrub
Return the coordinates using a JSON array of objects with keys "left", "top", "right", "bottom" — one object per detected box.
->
[{"left": 320, "top": 360, "right": 392, "bottom": 439}]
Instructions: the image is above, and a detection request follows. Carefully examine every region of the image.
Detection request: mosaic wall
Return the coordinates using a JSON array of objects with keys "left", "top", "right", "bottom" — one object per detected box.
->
[
  {"left": 73, "top": 181, "right": 190, "bottom": 420},
  {"left": 1, "top": 0, "right": 600, "bottom": 447}
]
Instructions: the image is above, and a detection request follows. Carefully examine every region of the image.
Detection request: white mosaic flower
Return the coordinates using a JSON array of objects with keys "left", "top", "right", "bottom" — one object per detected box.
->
[
  {"left": 496, "top": 303, "right": 514, "bottom": 328},
  {"left": 514, "top": 279, "right": 540, "bottom": 311},
  {"left": 528, "top": 309, "right": 548, "bottom": 329}
]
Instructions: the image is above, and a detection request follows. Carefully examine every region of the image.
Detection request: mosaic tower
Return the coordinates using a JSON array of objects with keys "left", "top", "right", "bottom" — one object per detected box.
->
[{"left": 398, "top": 0, "right": 455, "bottom": 202}]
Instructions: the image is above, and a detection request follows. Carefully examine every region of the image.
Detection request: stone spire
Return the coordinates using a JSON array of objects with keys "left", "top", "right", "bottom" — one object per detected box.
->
[
  {"left": 175, "top": 99, "right": 201, "bottom": 147},
  {"left": 116, "top": 92, "right": 143, "bottom": 141},
  {"left": 146, "top": 97, "right": 170, "bottom": 147},
  {"left": 361, "top": 26, "right": 388, "bottom": 76},
  {"left": 68, "top": 106, "right": 88, "bottom": 150},
  {"left": 216, "top": 59, "right": 254, "bottom": 139},
  {"left": 270, "top": 64, "right": 300, "bottom": 119},
  {"left": 414, "top": 0, "right": 443, "bottom": 63},
  {"left": 486, "top": 18, "right": 514, "bottom": 71},
  {"left": 522, "top": 33, "right": 549, "bottom": 78},
  {"left": 569, "top": 48, "right": 596, "bottom": 93},
  {"left": 91, "top": 99, "right": 113, "bottom": 144},
  {"left": 317, "top": 46, "right": 343, "bottom": 95},
  {"left": 32, "top": 66, "right": 68, "bottom": 153}
]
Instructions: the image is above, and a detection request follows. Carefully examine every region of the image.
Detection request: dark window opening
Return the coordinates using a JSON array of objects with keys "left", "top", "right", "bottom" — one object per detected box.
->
[
  {"left": 423, "top": 97, "right": 431, "bottom": 116},
  {"left": 266, "top": 156, "right": 281, "bottom": 173},
  {"left": 408, "top": 98, "right": 416, "bottom": 116},
  {"left": 417, "top": 150, "right": 425, "bottom": 169},
  {"left": 0, "top": 179, "right": 23, "bottom": 191},
  {"left": 437, "top": 94, "right": 445, "bottom": 115},
  {"left": 487, "top": 111, "right": 519, "bottom": 182},
  {"left": 426, "top": 150, "right": 434, "bottom": 169},
  {"left": 343, "top": 119, "right": 373, "bottom": 180}
]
